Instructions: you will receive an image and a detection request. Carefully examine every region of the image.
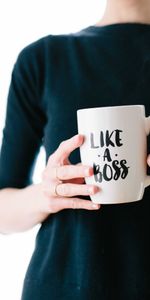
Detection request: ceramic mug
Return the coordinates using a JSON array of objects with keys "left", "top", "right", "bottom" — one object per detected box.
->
[{"left": 77, "top": 105, "right": 150, "bottom": 204}]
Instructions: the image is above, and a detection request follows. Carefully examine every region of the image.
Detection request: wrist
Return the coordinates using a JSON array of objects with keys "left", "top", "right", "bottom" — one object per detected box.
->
[
  {"left": 28, "top": 182, "right": 51, "bottom": 222},
  {"left": 18, "top": 183, "right": 50, "bottom": 229}
]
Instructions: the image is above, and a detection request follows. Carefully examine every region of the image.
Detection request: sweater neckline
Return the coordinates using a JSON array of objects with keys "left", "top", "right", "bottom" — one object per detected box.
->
[{"left": 83, "top": 22, "right": 150, "bottom": 34}]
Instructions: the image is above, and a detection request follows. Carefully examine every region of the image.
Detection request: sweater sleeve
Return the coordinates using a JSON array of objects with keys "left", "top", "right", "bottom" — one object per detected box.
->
[{"left": 0, "top": 43, "right": 47, "bottom": 189}]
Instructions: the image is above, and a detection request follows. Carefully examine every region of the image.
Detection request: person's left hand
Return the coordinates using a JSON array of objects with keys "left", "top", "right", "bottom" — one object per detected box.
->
[{"left": 147, "top": 154, "right": 150, "bottom": 169}]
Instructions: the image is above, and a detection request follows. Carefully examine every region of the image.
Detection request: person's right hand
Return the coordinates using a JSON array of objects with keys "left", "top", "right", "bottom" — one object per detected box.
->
[{"left": 41, "top": 134, "right": 101, "bottom": 214}]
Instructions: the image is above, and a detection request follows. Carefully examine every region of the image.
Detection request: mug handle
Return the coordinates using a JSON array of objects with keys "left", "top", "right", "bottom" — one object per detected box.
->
[{"left": 144, "top": 116, "right": 150, "bottom": 188}]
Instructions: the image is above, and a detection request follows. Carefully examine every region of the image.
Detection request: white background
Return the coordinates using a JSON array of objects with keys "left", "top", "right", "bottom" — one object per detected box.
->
[{"left": 0, "top": 1, "right": 106, "bottom": 299}]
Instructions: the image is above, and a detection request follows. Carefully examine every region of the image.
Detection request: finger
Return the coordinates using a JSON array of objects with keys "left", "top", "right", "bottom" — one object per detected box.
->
[
  {"left": 49, "top": 134, "right": 84, "bottom": 165},
  {"left": 56, "top": 164, "right": 93, "bottom": 180},
  {"left": 50, "top": 183, "right": 99, "bottom": 197},
  {"left": 42, "top": 170, "right": 85, "bottom": 185},
  {"left": 44, "top": 164, "right": 93, "bottom": 181},
  {"left": 65, "top": 162, "right": 84, "bottom": 183},
  {"left": 42, "top": 176, "right": 85, "bottom": 191},
  {"left": 64, "top": 198, "right": 101, "bottom": 210},
  {"left": 147, "top": 154, "right": 150, "bottom": 166},
  {"left": 45, "top": 197, "right": 101, "bottom": 212}
]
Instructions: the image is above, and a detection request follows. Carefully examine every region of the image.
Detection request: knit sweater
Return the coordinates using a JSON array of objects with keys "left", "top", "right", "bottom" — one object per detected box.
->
[{"left": 0, "top": 23, "right": 150, "bottom": 300}]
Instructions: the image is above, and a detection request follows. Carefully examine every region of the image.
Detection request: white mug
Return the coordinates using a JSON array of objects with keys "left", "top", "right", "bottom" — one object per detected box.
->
[{"left": 77, "top": 105, "right": 150, "bottom": 204}]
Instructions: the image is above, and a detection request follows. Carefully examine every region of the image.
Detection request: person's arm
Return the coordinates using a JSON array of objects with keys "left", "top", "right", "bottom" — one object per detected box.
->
[
  {"left": 0, "top": 134, "right": 101, "bottom": 235},
  {"left": 0, "top": 183, "right": 49, "bottom": 234},
  {"left": 0, "top": 42, "right": 48, "bottom": 233},
  {"left": 0, "top": 42, "right": 100, "bottom": 236}
]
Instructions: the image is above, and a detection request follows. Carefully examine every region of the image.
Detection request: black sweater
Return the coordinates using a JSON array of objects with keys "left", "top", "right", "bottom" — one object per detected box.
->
[{"left": 0, "top": 23, "right": 150, "bottom": 300}]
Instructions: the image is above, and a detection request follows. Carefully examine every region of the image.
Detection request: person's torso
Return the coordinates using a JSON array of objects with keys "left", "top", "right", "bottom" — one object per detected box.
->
[{"left": 22, "top": 24, "right": 150, "bottom": 300}]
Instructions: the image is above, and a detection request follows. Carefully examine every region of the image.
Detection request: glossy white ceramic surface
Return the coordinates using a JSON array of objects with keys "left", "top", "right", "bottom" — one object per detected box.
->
[{"left": 77, "top": 105, "right": 150, "bottom": 204}]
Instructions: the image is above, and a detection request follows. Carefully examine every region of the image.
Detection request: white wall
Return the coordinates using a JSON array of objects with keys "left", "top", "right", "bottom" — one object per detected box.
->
[{"left": 0, "top": 1, "right": 106, "bottom": 299}]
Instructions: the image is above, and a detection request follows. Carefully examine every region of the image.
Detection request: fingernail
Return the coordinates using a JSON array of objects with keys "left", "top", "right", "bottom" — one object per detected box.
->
[
  {"left": 91, "top": 203, "right": 100, "bottom": 209},
  {"left": 88, "top": 186, "right": 95, "bottom": 194},
  {"left": 89, "top": 185, "right": 99, "bottom": 194},
  {"left": 75, "top": 133, "right": 83, "bottom": 142},
  {"left": 94, "top": 185, "right": 100, "bottom": 193},
  {"left": 85, "top": 167, "right": 92, "bottom": 176}
]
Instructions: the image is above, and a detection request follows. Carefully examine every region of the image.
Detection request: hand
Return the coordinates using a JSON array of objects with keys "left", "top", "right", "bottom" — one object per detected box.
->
[
  {"left": 147, "top": 155, "right": 150, "bottom": 167},
  {"left": 41, "top": 134, "right": 101, "bottom": 214}
]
